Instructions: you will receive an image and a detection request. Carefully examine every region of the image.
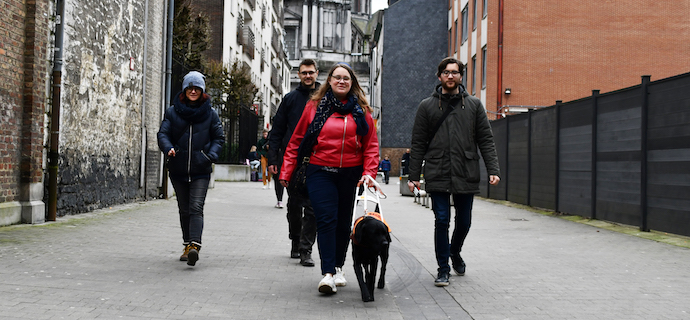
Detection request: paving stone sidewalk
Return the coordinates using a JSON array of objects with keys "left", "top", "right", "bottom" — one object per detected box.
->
[{"left": 1, "top": 181, "right": 688, "bottom": 320}]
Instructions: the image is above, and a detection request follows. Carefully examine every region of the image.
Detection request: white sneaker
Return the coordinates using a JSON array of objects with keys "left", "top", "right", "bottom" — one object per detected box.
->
[
  {"left": 318, "top": 274, "right": 337, "bottom": 293},
  {"left": 334, "top": 267, "right": 347, "bottom": 287},
  {"left": 262, "top": 185, "right": 269, "bottom": 190},
  {"left": 275, "top": 201, "right": 283, "bottom": 208}
]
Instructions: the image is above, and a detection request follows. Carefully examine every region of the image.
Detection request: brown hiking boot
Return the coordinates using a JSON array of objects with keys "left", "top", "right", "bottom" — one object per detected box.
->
[
  {"left": 180, "top": 244, "right": 191, "bottom": 261},
  {"left": 187, "top": 242, "right": 201, "bottom": 266}
]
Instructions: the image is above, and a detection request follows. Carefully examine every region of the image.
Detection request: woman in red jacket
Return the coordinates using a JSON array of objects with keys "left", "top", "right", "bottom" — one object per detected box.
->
[{"left": 280, "top": 63, "right": 379, "bottom": 294}]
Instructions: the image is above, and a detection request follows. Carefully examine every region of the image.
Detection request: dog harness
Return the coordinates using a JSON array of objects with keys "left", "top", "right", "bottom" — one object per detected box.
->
[{"left": 350, "top": 212, "right": 391, "bottom": 246}]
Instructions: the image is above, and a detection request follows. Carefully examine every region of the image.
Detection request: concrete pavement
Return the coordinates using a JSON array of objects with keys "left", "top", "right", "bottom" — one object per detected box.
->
[{"left": 1, "top": 180, "right": 689, "bottom": 319}]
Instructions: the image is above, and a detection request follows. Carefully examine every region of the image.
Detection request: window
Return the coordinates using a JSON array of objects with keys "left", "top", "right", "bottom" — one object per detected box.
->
[
  {"left": 461, "top": 5, "right": 469, "bottom": 44},
  {"left": 482, "top": 46, "right": 487, "bottom": 89},
  {"left": 448, "top": 29, "right": 452, "bottom": 56},
  {"left": 471, "top": 55, "right": 476, "bottom": 95},
  {"left": 483, "top": 0, "right": 488, "bottom": 18},
  {"left": 285, "top": 27, "right": 297, "bottom": 60},
  {"left": 473, "top": 0, "right": 477, "bottom": 30},
  {"left": 462, "top": 64, "right": 468, "bottom": 88},
  {"left": 454, "top": 19, "right": 458, "bottom": 53},
  {"left": 323, "top": 10, "right": 335, "bottom": 49}
]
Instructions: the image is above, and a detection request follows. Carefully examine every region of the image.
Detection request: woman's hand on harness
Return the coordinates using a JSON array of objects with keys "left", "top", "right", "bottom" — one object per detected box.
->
[{"left": 358, "top": 175, "right": 379, "bottom": 192}]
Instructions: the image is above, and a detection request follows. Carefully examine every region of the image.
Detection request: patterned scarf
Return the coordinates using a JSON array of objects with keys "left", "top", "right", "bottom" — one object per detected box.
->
[{"left": 297, "top": 90, "right": 369, "bottom": 158}]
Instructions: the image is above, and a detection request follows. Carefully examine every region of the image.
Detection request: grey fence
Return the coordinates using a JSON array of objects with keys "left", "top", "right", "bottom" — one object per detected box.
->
[{"left": 479, "top": 72, "right": 690, "bottom": 237}]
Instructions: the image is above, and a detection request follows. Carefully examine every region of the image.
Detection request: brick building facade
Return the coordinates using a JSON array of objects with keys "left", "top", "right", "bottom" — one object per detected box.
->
[
  {"left": 0, "top": 0, "right": 51, "bottom": 225},
  {"left": 449, "top": 0, "right": 690, "bottom": 119}
]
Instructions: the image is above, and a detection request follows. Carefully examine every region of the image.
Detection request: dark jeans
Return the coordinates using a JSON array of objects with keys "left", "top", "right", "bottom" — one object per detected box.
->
[
  {"left": 382, "top": 170, "right": 390, "bottom": 184},
  {"left": 171, "top": 178, "right": 209, "bottom": 244},
  {"left": 286, "top": 190, "right": 316, "bottom": 254},
  {"left": 306, "top": 165, "right": 360, "bottom": 275},
  {"left": 429, "top": 192, "right": 474, "bottom": 274},
  {"left": 273, "top": 173, "right": 284, "bottom": 201}
]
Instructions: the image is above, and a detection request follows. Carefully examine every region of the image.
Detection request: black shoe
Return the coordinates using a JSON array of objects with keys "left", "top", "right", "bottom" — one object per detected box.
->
[
  {"left": 450, "top": 254, "right": 466, "bottom": 276},
  {"left": 434, "top": 272, "right": 450, "bottom": 287},
  {"left": 290, "top": 240, "right": 300, "bottom": 258},
  {"left": 300, "top": 252, "right": 315, "bottom": 267}
]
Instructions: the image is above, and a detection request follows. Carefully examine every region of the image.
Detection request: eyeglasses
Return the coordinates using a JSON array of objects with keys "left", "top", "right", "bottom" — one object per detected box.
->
[
  {"left": 332, "top": 75, "right": 351, "bottom": 83},
  {"left": 185, "top": 87, "right": 201, "bottom": 92},
  {"left": 300, "top": 71, "right": 316, "bottom": 75},
  {"left": 441, "top": 70, "right": 461, "bottom": 77}
]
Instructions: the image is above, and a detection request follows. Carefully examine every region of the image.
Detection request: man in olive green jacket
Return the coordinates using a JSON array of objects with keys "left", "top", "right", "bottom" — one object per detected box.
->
[{"left": 408, "top": 57, "right": 500, "bottom": 287}]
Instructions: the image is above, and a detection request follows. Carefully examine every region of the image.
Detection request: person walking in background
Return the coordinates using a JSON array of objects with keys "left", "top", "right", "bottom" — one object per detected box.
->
[
  {"left": 408, "top": 57, "right": 500, "bottom": 287},
  {"left": 401, "top": 148, "right": 410, "bottom": 175},
  {"left": 379, "top": 155, "right": 391, "bottom": 184},
  {"left": 257, "top": 130, "right": 271, "bottom": 189},
  {"left": 157, "top": 71, "right": 225, "bottom": 267},
  {"left": 280, "top": 63, "right": 379, "bottom": 294},
  {"left": 268, "top": 59, "right": 320, "bottom": 266}
]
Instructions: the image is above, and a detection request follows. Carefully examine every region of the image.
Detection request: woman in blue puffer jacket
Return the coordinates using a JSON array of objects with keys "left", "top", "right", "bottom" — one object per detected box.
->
[{"left": 157, "top": 71, "right": 225, "bottom": 267}]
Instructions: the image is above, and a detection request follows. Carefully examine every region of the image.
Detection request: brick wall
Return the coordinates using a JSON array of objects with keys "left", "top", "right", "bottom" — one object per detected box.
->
[
  {"left": 452, "top": 0, "right": 690, "bottom": 115},
  {"left": 501, "top": 1, "right": 690, "bottom": 107},
  {"left": 0, "top": 0, "right": 49, "bottom": 204},
  {"left": 0, "top": 0, "right": 28, "bottom": 204}
]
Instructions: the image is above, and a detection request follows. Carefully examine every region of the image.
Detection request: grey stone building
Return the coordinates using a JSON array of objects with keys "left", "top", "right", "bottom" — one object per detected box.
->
[{"left": 282, "top": 0, "right": 373, "bottom": 91}]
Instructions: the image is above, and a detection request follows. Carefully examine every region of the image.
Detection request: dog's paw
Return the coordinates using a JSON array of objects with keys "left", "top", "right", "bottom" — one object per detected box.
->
[{"left": 362, "top": 296, "right": 374, "bottom": 302}]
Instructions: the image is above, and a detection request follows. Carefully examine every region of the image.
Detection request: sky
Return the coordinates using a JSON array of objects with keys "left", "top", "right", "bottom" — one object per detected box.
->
[{"left": 371, "top": 0, "right": 388, "bottom": 12}]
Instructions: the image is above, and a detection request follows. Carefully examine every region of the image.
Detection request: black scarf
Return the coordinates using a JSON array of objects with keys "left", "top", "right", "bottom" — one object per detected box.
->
[
  {"left": 298, "top": 90, "right": 369, "bottom": 157},
  {"left": 173, "top": 92, "right": 211, "bottom": 123}
]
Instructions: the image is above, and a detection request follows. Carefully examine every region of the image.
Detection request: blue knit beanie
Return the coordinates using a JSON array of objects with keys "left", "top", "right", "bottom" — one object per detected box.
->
[{"left": 182, "top": 71, "right": 206, "bottom": 93}]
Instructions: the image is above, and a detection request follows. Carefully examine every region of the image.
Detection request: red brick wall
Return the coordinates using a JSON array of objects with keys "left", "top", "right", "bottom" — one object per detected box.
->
[
  {"left": 0, "top": 0, "right": 49, "bottom": 203},
  {"left": 0, "top": 0, "right": 27, "bottom": 203},
  {"left": 502, "top": 0, "right": 690, "bottom": 108},
  {"left": 21, "top": 0, "right": 49, "bottom": 185},
  {"left": 450, "top": 0, "right": 690, "bottom": 118}
]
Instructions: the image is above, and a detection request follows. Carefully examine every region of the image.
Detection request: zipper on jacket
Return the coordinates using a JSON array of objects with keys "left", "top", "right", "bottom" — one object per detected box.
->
[
  {"left": 340, "top": 116, "right": 348, "bottom": 168},
  {"left": 187, "top": 125, "right": 193, "bottom": 182}
]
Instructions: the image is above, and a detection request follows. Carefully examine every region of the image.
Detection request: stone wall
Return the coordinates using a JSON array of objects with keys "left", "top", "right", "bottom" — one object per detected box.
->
[{"left": 56, "top": 0, "right": 166, "bottom": 214}]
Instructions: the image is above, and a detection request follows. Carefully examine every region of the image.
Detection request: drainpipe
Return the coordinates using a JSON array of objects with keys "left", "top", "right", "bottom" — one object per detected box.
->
[
  {"left": 140, "top": 0, "right": 150, "bottom": 193},
  {"left": 496, "top": 0, "right": 504, "bottom": 116},
  {"left": 47, "top": 0, "right": 65, "bottom": 221},
  {"left": 160, "top": 0, "right": 175, "bottom": 199}
]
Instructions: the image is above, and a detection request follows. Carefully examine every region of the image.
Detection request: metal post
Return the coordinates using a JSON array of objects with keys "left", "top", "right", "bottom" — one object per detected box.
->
[
  {"left": 640, "top": 76, "right": 651, "bottom": 232},
  {"left": 555, "top": 100, "right": 562, "bottom": 213},
  {"left": 591, "top": 90, "right": 600, "bottom": 219}
]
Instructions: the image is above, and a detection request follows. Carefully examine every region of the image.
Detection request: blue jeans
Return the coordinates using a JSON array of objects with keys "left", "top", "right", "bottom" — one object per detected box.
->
[
  {"left": 171, "top": 178, "right": 209, "bottom": 244},
  {"left": 430, "top": 192, "right": 474, "bottom": 273},
  {"left": 306, "top": 165, "right": 361, "bottom": 275}
]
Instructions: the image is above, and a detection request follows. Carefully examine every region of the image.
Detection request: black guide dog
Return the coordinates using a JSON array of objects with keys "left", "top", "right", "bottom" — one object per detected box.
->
[{"left": 351, "top": 209, "right": 391, "bottom": 302}]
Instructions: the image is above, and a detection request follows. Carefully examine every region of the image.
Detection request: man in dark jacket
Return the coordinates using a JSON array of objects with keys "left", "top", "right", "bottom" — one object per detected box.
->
[
  {"left": 268, "top": 59, "right": 320, "bottom": 267},
  {"left": 408, "top": 57, "right": 500, "bottom": 287}
]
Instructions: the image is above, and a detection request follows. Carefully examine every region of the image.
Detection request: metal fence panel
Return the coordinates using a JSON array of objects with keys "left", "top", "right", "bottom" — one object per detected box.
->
[
  {"left": 507, "top": 114, "right": 529, "bottom": 205},
  {"left": 646, "top": 75, "right": 690, "bottom": 236},
  {"left": 489, "top": 119, "right": 507, "bottom": 200},
  {"left": 595, "top": 88, "right": 642, "bottom": 225},
  {"left": 530, "top": 107, "right": 557, "bottom": 210},
  {"left": 558, "top": 99, "right": 593, "bottom": 217}
]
